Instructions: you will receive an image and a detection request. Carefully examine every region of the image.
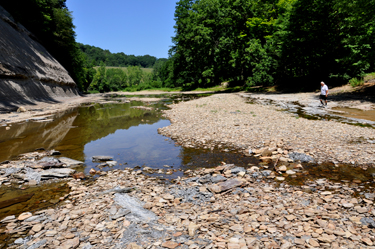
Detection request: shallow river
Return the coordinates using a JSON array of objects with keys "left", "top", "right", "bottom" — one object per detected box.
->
[
  {"left": 1, "top": 94, "right": 375, "bottom": 246},
  {"left": 0, "top": 96, "right": 258, "bottom": 176}
]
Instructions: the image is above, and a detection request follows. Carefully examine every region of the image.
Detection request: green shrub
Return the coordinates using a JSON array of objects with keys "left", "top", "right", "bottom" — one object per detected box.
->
[{"left": 349, "top": 77, "right": 364, "bottom": 87}]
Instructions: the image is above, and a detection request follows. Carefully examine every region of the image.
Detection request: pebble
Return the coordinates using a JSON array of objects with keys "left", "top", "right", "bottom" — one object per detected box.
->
[{"left": 17, "top": 212, "right": 32, "bottom": 221}]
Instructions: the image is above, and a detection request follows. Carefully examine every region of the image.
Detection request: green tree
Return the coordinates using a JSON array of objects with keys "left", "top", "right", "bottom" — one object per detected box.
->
[
  {"left": 106, "top": 68, "right": 128, "bottom": 91},
  {"left": 127, "top": 66, "right": 143, "bottom": 86},
  {"left": 90, "top": 62, "right": 108, "bottom": 92}
]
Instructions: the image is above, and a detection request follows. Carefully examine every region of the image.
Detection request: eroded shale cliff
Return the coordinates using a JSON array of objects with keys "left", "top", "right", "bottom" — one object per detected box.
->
[{"left": 0, "top": 5, "right": 79, "bottom": 111}]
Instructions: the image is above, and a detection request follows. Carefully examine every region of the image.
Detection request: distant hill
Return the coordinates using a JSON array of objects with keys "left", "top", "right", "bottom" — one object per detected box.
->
[{"left": 79, "top": 43, "right": 163, "bottom": 68}]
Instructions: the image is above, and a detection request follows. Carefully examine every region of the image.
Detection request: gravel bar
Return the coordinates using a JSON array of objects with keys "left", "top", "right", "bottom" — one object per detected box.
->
[{"left": 158, "top": 93, "right": 375, "bottom": 167}]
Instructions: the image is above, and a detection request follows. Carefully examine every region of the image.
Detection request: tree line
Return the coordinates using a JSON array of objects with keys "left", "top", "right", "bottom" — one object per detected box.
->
[
  {"left": 159, "top": 0, "right": 375, "bottom": 90},
  {"left": 3, "top": 0, "right": 373, "bottom": 93},
  {"left": 78, "top": 43, "right": 159, "bottom": 68}
]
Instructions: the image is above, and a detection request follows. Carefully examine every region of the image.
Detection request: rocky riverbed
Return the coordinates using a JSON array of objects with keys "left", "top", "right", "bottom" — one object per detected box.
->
[
  {"left": 158, "top": 94, "right": 375, "bottom": 167},
  {"left": 3, "top": 162, "right": 375, "bottom": 248}
]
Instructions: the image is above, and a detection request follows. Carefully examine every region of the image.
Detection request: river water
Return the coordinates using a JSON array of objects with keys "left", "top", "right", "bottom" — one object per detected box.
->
[
  {"left": 0, "top": 96, "right": 258, "bottom": 176},
  {"left": 1, "top": 94, "right": 375, "bottom": 185}
]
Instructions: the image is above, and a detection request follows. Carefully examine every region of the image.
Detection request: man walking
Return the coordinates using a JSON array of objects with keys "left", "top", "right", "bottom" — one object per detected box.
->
[{"left": 319, "top": 81, "right": 328, "bottom": 107}]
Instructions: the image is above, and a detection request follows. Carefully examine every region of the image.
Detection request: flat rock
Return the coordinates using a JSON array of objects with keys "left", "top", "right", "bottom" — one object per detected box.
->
[
  {"left": 320, "top": 191, "right": 332, "bottom": 195},
  {"left": 45, "top": 230, "right": 58, "bottom": 237},
  {"left": 60, "top": 237, "right": 80, "bottom": 249},
  {"left": 211, "top": 175, "right": 227, "bottom": 183},
  {"left": 17, "top": 212, "right": 32, "bottom": 221},
  {"left": 1, "top": 215, "right": 15, "bottom": 223},
  {"left": 309, "top": 239, "right": 320, "bottom": 247},
  {"left": 278, "top": 166, "right": 287, "bottom": 172},
  {"left": 111, "top": 208, "right": 131, "bottom": 220},
  {"left": 128, "top": 243, "right": 143, "bottom": 249},
  {"left": 231, "top": 167, "right": 246, "bottom": 174},
  {"left": 59, "top": 157, "right": 84, "bottom": 168},
  {"left": 285, "top": 170, "right": 295, "bottom": 175},
  {"left": 317, "top": 234, "right": 336, "bottom": 243},
  {"left": 32, "top": 224, "right": 43, "bottom": 232},
  {"left": 41, "top": 168, "right": 75, "bottom": 179},
  {"left": 288, "top": 152, "right": 314, "bottom": 162},
  {"left": 230, "top": 224, "right": 243, "bottom": 232},
  {"left": 355, "top": 206, "right": 368, "bottom": 213},
  {"left": 209, "top": 178, "right": 245, "bottom": 193},
  {"left": 161, "top": 241, "right": 179, "bottom": 249}
]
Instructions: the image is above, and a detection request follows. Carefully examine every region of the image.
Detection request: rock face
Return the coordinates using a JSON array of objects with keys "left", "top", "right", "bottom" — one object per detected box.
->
[{"left": 0, "top": 5, "right": 79, "bottom": 111}]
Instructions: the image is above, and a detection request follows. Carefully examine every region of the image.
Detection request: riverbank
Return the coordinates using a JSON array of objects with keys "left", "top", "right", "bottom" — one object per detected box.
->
[
  {"left": 158, "top": 93, "right": 375, "bottom": 167},
  {"left": 4, "top": 163, "right": 375, "bottom": 248}
]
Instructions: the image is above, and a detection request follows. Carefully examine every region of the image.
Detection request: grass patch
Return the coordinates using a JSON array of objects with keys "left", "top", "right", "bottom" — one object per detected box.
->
[
  {"left": 349, "top": 77, "right": 364, "bottom": 87},
  {"left": 349, "top": 72, "right": 375, "bottom": 88},
  {"left": 364, "top": 72, "right": 375, "bottom": 82},
  {"left": 188, "top": 85, "right": 244, "bottom": 93},
  {"left": 94, "top": 66, "right": 153, "bottom": 73}
]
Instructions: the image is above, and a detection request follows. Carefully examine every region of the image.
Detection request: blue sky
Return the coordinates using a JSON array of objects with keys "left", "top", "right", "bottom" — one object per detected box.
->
[{"left": 66, "top": 0, "right": 177, "bottom": 58}]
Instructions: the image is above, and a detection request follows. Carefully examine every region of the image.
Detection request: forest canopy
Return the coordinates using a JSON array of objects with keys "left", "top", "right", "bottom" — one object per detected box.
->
[{"left": 164, "top": 0, "right": 375, "bottom": 90}]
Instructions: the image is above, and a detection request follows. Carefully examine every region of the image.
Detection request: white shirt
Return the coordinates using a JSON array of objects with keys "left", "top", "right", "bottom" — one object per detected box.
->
[{"left": 321, "top": 84, "right": 328, "bottom": 95}]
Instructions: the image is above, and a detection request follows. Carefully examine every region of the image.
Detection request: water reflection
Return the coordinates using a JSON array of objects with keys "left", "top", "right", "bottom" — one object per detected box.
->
[
  {"left": 0, "top": 109, "right": 79, "bottom": 162},
  {"left": 1, "top": 97, "right": 256, "bottom": 175}
]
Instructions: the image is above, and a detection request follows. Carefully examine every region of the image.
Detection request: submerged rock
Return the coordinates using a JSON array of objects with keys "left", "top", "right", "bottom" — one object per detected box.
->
[{"left": 92, "top": 156, "right": 113, "bottom": 162}]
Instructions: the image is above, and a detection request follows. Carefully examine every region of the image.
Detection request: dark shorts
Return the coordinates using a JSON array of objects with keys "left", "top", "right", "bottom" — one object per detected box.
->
[{"left": 320, "top": 94, "right": 327, "bottom": 100}]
